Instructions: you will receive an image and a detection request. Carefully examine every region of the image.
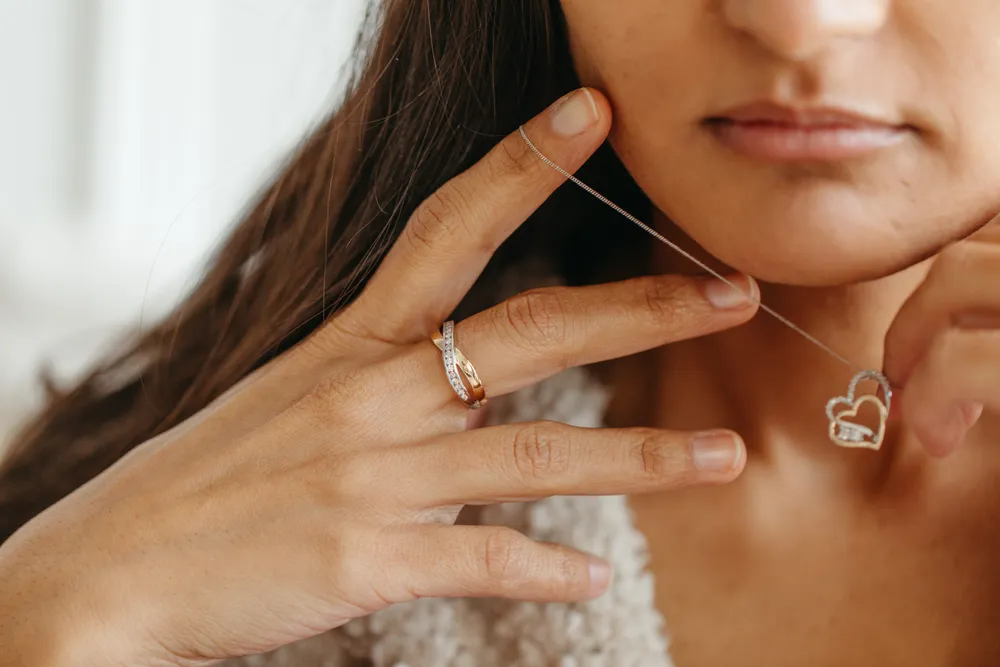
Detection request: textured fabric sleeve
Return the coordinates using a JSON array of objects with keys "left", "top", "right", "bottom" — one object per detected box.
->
[{"left": 218, "top": 632, "right": 358, "bottom": 667}]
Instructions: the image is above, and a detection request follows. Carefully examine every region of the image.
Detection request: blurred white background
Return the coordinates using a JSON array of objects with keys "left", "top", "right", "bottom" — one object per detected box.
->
[{"left": 0, "top": 0, "right": 368, "bottom": 444}]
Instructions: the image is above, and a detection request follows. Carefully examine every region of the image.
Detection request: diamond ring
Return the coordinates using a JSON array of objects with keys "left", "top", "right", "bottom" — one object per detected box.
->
[{"left": 432, "top": 320, "right": 487, "bottom": 410}]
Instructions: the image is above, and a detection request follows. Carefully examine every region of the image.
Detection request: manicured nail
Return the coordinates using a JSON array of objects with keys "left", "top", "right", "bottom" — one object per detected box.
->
[
  {"left": 551, "top": 89, "right": 600, "bottom": 137},
  {"left": 588, "top": 557, "right": 613, "bottom": 597},
  {"left": 703, "top": 274, "right": 758, "bottom": 310},
  {"left": 691, "top": 431, "right": 744, "bottom": 472}
]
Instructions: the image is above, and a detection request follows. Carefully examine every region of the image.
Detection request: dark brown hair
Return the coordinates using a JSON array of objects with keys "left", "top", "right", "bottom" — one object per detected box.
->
[{"left": 0, "top": 0, "right": 648, "bottom": 542}]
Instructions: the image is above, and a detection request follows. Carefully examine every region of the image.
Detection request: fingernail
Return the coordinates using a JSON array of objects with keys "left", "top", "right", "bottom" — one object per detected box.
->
[
  {"left": 691, "top": 431, "right": 744, "bottom": 473},
  {"left": 915, "top": 407, "right": 968, "bottom": 458},
  {"left": 588, "top": 557, "right": 613, "bottom": 597},
  {"left": 961, "top": 401, "right": 985, "bottom": 428},
  {"left": 703, "top": 274, "right": 758, "bottom": 310},
  {"left": 551, "top": 89, "right": 600, "bottom": 137}
]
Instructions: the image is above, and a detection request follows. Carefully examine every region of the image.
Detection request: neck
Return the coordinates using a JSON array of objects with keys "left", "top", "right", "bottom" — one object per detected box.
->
[{"left": 643, "top": 211, "right": 932, "bottom": 480}]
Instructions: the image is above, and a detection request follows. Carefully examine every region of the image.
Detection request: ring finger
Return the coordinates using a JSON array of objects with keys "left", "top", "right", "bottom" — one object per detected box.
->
[{"left": 390, "top": 272, "right": 758, "bottom": 420}]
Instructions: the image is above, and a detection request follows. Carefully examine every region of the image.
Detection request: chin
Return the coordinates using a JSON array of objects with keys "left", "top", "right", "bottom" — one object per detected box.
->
[
  {"left": 661, "top": 185, "right": 953, "bottom": 287},
  {"left": 625, "top": 123, "right": 1000, "bottom": 288}
]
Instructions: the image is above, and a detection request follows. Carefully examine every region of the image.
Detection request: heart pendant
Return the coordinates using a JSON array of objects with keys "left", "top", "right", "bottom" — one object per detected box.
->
[{"left": 825, "top": 370, "right": 892, "bottom": 451}]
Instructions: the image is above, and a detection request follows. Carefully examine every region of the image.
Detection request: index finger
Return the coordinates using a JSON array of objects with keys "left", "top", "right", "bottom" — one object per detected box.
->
[{"left": 345, "top": 88, "right": 612, "bottom": 342}]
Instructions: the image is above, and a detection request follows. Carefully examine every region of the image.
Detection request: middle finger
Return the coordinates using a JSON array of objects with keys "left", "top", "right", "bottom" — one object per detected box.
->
[{"left": 404, "top": 420, "right": 746, "bottom": 508}]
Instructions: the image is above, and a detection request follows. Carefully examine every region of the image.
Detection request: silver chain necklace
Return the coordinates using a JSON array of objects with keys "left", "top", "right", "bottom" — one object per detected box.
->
[{"left": 519, "top": 126, "right": 892, "bottom": 451}]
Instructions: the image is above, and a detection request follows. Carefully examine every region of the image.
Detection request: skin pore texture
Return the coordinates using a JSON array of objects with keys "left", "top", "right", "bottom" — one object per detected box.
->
[{"left": 559, "top": 0, "right": 1000, "bottom": 665}]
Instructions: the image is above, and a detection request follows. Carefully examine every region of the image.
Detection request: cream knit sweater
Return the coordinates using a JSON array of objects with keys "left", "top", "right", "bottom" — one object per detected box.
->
[{"left": 226, "top": 365, "right": 674, "bottom": 667}]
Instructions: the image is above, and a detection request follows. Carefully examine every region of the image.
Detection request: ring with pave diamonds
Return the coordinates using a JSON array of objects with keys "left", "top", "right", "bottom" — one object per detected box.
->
[{"left": 432, "top": 320, "right": 487, "bottom": 410}]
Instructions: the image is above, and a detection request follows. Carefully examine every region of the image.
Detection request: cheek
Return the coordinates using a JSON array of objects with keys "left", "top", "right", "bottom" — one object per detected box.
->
[
  {"left": 611, "top": 68, "right": 1000, "bottom": 285},
  {"left": 935, "top": 51, "right": 1000, "bottom": 225},
  {"left": 562, "top": 0, "right": 706, "bottom": 105}
]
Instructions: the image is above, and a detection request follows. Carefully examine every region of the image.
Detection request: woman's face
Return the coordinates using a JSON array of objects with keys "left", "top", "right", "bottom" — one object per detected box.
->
[{"left": 561, "top": 0, "right": 1000, "bottom": 284}]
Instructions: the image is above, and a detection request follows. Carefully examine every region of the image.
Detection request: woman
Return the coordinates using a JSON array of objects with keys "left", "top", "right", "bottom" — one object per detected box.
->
[{"left": 2, "top": 0, "right": 1000, "bottom": 664}]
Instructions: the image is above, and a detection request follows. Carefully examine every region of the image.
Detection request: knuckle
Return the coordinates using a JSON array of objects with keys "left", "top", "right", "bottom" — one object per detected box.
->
[
  {"left": 480, "top": 528, "right": 525, "bottom": 585},
  {"left": 501, "top": 289, "right": 572, "bottom": 354},
  {"left": 329, "top": 452, "right": 378, "bottom": 501},
  {"left": 308, "top": 369, "right": 362, "bottom": 410},
  {"left": 642, "top": 277, "right": 687, "bottom": 321},
  {"left": 406, "top": 186, "right": 473, "bottom": 251},
  {"left": 510, "top": 421, "right": 572, "bottom": 480},
  {"left": 489, "top": 135, "right": 538, "bottom": 183},
  {"left": 296, "top": 365, "right": 376, "bottom": 425},
  {"left": 628, "top": 430, "right": 684, "bottom": 479},
  {"left": 300, "top": 315, "right": 371, "bottom": 363},
  {"left": 407, "top": 196, "right": 449, "bottom": 250}
]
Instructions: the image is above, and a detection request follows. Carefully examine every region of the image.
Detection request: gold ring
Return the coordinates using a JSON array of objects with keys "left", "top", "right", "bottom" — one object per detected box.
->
[{"left": 432, "top": 320, "right": 487, "bottom": 409}]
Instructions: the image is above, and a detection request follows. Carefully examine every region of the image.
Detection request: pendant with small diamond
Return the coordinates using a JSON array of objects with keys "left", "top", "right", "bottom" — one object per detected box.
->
[{"left": 826, "top": 370, "right": 892, "bottom": 451}]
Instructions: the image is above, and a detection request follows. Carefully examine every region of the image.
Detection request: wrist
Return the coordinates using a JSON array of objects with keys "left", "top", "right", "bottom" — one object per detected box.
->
[
  {"left": 0, "top": 536, "right": 115, "bottom": 667},
  {"left": 0, "top": 577, "right": 73, "bottom": 667}
]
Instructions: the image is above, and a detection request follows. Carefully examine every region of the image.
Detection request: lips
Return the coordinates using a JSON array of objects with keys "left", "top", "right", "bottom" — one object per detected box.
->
[{"left": 704, "top": 102, "right": 912, "bottom": 161}]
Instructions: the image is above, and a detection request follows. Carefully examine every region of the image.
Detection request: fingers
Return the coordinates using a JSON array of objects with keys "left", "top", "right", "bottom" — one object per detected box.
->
[
  {"left": 405, "top": 421, "right": 746, "bottom": 507},
  {"left": 295, "top": 272, "right": 757, "bottom": 440},
  {"left": 400, "top": 273, "right": 758, "bottom": 413},
  {"left": 884, "top": 241, "right": 1000, "bottom": 388},
  {"left": 882, "top": 240, "right": 1000, "bottom": 456},
  {"left": 346, "top": 88, "right": 612, "bottom": 343},
  {"left": 900, "top": 329, "right": 999, "bottom": 456},
  {"left": 388, "top": 525, "right": 612, "bottom": 603}
]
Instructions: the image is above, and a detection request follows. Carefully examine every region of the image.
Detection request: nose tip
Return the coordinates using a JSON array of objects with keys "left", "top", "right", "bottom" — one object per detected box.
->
[{"left": 722, "top": 0, "right": 891, "bottom": 61}]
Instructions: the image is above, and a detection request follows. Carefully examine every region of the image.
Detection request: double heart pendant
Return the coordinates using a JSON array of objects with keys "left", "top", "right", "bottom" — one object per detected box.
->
[{"left": 826, "top": 370, "right": 893, "bottom": 451}]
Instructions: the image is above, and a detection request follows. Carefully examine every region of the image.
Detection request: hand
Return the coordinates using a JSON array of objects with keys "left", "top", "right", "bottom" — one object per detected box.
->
[
  {"left": 884, "top": 219, "right": 1000, "bottom": 456},
  {"left": 0, "top": 88, "right": 757, "bottom": 667}
]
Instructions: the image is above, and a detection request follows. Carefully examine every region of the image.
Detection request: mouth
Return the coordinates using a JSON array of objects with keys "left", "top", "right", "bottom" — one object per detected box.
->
[{"left": 703, "top": 102, "right": 916, "bottom": 162}]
